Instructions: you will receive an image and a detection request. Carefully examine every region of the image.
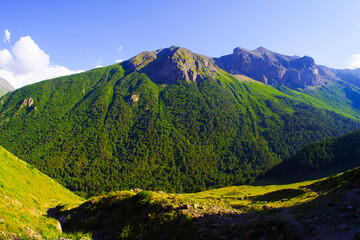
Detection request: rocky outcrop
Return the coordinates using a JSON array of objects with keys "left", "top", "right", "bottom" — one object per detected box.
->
[
  {"left": 124, "top": 46, "right": 218, "bottom": 84},
  {"left": 215, "top": 47, "right": 325, "bottom": 89},
  {"left": 20, "top": 98, "right": 34, "bottom": 109}
]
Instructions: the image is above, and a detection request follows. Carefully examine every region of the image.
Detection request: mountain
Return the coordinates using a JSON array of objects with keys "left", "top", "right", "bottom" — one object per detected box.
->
[
  {"left": 129, "top": 47, "right": 360, "bottom": 119},
  {"left": 0, "top": 146, "right": 84, "bottom": 239},
  {"left": 266, "top": 128, "right": 360, "bottom": 180},
  {"left": 0, "top": 77, "right": 15, "bottom": 97},
  {"left": 0, "top": 46, "right": 359, "bottom": 197},
  {"left": 215, "top": 47, "right": 325, "bottom": 89},
  {"left": 215, "top": 47, "right": 360, "bottom": 119},
  {"left": 318, "top": 65, "right": 360, "bottom": 88}
]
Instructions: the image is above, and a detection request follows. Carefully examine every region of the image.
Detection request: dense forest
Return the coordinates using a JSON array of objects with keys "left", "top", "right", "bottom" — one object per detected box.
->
[
  {"left": 0, "top": 48, "right": 359, "bottom": 197},
  {"left": 266, "top": 128, "right": 360, "bottom": 180}
]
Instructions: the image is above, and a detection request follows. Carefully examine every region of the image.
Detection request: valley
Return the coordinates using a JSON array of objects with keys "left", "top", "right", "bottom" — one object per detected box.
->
[
  {"left": 0, "top": 46, "right": 359, "bottom": 197},
  {"left": 0, "top": 46, "right": 360, "bottom": 239}
]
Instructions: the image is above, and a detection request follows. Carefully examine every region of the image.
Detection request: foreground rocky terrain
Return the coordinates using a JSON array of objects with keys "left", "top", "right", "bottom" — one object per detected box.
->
[{"left": 52, "top": 168, "right": 360, "bottom": 240}]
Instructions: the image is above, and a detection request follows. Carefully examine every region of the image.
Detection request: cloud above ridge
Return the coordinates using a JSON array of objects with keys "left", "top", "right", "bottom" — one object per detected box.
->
[
  {"left": 347, "top": 54, "right": 360, "bottom": 69},
  {"left": 0, "top": 35, "right": 83, "bottom": 88}
]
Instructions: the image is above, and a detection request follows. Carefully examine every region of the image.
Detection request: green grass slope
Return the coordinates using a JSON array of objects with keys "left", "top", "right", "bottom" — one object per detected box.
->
[
  {"left": 53, "top": 167, "right": 360, "bottom": 240},
  {"left": 277, "top": 81, "right": 360, "bottom": 120},
  {"left": 0, "top": 47, "right": 359, "bottom": 197},
  {"left": 0, "top": 146, "right": 86, "bottom": 239}
]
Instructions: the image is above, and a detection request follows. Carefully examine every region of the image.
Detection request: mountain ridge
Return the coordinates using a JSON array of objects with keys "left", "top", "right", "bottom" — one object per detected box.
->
[{"left": 215, "top": 47, "right": 326, "bottom": 89}]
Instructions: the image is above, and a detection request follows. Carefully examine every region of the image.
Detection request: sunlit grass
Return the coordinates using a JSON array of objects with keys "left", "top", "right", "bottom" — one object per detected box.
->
[{"left": 0, "top": 146, "right": 88, "bottom": 239}]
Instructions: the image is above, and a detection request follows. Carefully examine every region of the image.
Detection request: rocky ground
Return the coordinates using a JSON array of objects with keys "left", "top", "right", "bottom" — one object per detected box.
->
[{"left": 51, "top": 168, "right": 360, "bottom": 240}]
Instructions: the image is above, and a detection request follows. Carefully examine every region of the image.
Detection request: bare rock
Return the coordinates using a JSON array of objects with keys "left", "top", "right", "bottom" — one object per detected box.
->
[
  {"left": 20, "top": 98, "right": 34, "bottom": 109},
  {"left": 125, "top": 46, "right": 218, "bottom": 84},
  {"left": 215, "top": 47, "right": 325, "bottom": 89},
  {"left": 130, "top": 94, "right": 139, "bottom": 103}
]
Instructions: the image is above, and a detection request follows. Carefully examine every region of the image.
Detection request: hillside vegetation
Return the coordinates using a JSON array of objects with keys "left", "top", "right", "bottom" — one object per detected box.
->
[
  {"left": 0, "top": 146, "right": 85, "bottom": 239},
  {"left": 0, "top": 47, "right": 359, "bottom": 197},
  {"left": 53, "top": 167, "right": 360, "bottom": 240},
  {"left": 267, "top": 128, "right": 360, "bottom": 180}
]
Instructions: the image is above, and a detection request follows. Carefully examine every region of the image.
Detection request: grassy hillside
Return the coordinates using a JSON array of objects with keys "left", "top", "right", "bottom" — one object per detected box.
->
[
  {"left": 277, "top": 81, "right": 360, "bottom": 120},
  {"left": 0, "top": 48, "right": 359, "bottom": 197},
  {"left": 0, "top": 146, "right": 86, "bottom": 239},
  {"left": 53, "top": 167, "right": 360, "bottom": 239}
]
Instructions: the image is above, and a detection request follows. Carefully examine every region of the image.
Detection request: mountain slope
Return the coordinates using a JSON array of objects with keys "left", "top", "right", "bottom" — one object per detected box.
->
[
  {"left": 0, "top": 77, "right": 15, "bottom": 97},
  {"left": 0, "top": 146, "right": 84, "bottom": 239},
  {"left": 266, "top": 128, "right": 360, "bottom": 180},
  {"left": 267, "top": 127, "right": 360, "bottom": 179},
  {"left": 0, "top": 46, "right": 359, "bottom": 197}
]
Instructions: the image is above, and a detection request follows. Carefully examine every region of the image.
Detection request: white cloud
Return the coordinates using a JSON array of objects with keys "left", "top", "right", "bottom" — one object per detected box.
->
[
  {"left": 94, "top": 60, "right": 103, "bottom": 68},
  {"left": 118, "top": 46, "right": 123, "bottom": 52},
  {"left": 0, "top": 35, "right": 83, "bottom": 88},
  {"left": 347, "top": 54, "right": 360, "bottom": 69},
  {"left": 115, "top": 59, "right": 123, "bottom": 63},
  {"left": 3, "top": 30, "right": 10, "bottom": 43}
]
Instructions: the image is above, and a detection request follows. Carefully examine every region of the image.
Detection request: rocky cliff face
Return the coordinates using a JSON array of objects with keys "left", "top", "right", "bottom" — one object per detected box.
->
[
  {"left": 215, "top": 47, "right": 325, "bottom": 89},
  {"left": 124, "top": 46, "right": 218, "bottom": 83}
]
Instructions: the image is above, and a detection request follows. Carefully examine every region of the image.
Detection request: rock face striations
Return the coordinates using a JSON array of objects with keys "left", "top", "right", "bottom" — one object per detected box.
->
[
  {"left": 215, "top": 47, "right": 325, "bottom": 89},
  {"left": 124, "top": 46, "right": 218, "bottom": 84}
]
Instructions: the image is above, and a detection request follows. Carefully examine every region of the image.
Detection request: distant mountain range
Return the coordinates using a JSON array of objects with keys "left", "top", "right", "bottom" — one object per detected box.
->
[
  {"left": 0, "top": 46, "right": 359, "bottom": 196},
  {"left": 0, "top": 77, "right": 14, "bottom": 97}
]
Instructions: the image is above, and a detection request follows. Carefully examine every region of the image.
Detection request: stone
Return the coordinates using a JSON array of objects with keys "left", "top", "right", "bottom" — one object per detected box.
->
[{"left": 130, "top": 94, "right": 139, "bottom": 103}]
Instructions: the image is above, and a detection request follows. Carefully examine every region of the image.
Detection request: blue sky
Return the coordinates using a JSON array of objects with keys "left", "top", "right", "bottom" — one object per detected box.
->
[{"left": 1, "top": 0, "right": 360, "bottom": 88}]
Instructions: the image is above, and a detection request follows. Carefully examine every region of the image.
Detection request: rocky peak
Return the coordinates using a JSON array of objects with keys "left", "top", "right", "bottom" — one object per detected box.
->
[
  {"left": 215, "top": 47, "right": 324, "bottom": 89},
  {"left": 124, "top": 46, "right": 218, "bottom": 84}
]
